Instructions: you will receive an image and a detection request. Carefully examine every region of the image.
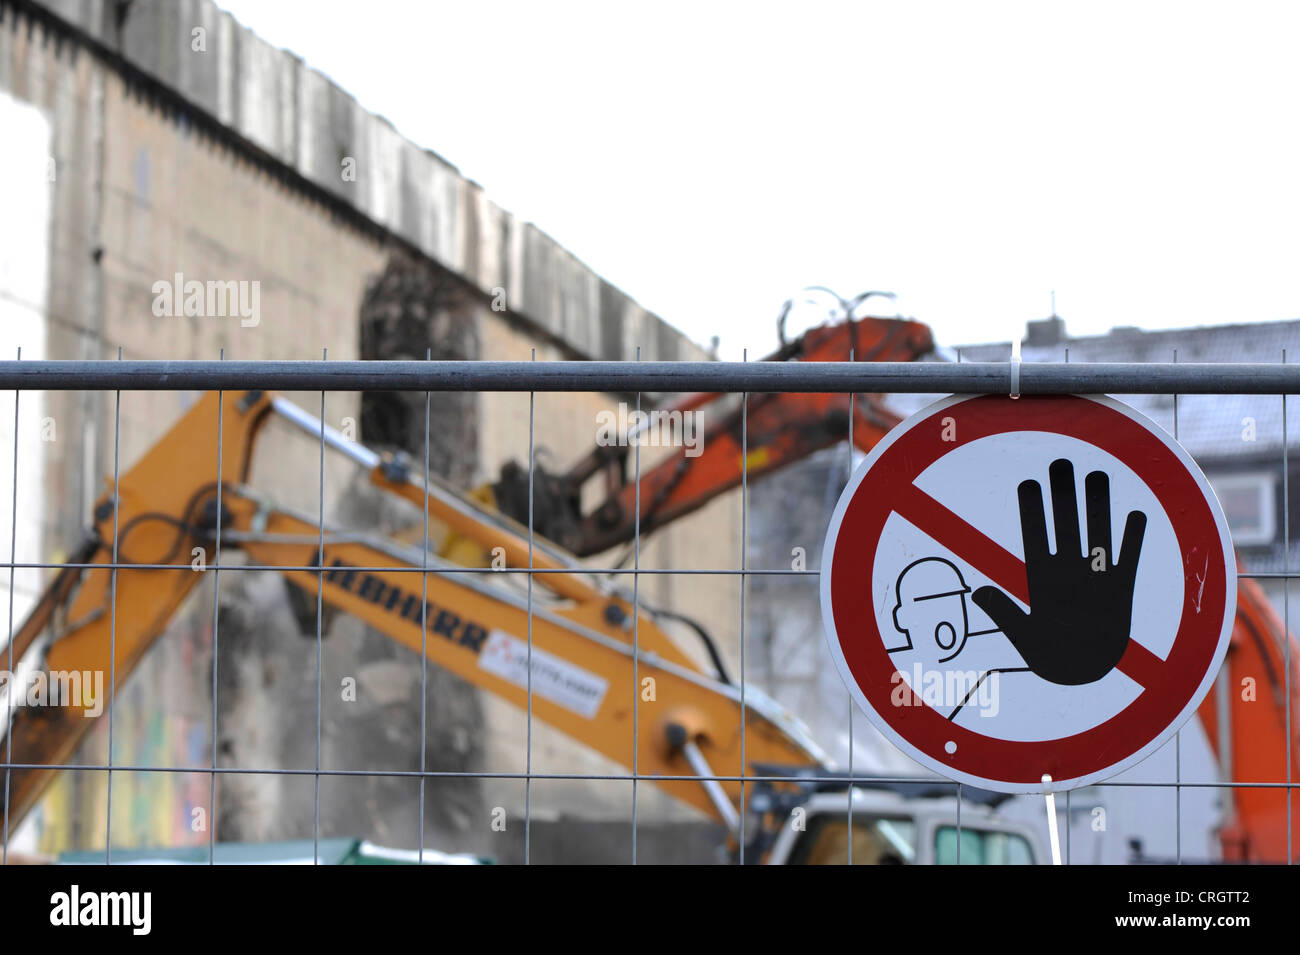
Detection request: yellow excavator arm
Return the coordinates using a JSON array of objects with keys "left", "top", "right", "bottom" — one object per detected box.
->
[{"left": 1, "top": 390, "right": 826, "bottom": 839}]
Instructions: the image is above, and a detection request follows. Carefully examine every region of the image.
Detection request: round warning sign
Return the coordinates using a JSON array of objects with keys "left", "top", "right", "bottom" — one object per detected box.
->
[{"left": 820, "top": 394, "right": 1236, "bottom": 793}]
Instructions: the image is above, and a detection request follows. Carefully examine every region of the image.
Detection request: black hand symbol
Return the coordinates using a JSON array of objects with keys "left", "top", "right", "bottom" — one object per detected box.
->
[{"left": 971, "top": 459, "right": 1147, "bottom": 686}]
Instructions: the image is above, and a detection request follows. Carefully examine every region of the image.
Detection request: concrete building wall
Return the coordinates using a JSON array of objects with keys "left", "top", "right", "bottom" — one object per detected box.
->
[
  {"left": 1, "top": 0, "right": 741, "bottom": 859},
  {"left": 26, "top": 0, "right": 705, "bottom": 365}
]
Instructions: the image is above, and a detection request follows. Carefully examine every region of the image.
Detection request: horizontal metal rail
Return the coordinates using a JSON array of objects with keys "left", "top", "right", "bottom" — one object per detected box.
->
[
  {"left": 0, "top": 762, "right": 1291, "bottom": 789},
  {"left": 2, "top": 359, "right": 1300, "bottom": 393}
]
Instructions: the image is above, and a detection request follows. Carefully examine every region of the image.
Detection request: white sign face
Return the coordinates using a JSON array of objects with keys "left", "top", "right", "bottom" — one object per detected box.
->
[{"left": 820, "top": 395, "right": 1236, "bottom": 793}]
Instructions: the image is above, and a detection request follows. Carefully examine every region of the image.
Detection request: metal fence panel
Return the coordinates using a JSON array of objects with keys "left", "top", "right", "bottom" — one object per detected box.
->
[{"left": 0, "top": 358, "right": 1294, "bottom": 865}]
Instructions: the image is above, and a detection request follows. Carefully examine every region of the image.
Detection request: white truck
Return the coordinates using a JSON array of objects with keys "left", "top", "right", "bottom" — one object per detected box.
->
[{"left": 758, "top": 773, "right": 1047, "bottom": 865}]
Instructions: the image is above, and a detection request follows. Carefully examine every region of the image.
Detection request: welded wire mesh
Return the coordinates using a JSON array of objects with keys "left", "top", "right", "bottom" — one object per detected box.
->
[{"left": 0, "top": 357, "right": 1294, "bottom": 865}]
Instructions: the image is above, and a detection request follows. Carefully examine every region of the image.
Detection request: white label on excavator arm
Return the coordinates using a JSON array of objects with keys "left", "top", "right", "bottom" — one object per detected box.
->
[{"left": 478, "top": 630, "right": 610, "bottom": 719}]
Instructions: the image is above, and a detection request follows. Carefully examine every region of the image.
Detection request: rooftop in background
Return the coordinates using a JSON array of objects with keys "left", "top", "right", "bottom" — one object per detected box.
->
[
  {"left": 889, "top": 315, "right": 1300, "bottom": 461},
  {"left": 966, "top": 314, "right": 1300, "bottom": 366}
]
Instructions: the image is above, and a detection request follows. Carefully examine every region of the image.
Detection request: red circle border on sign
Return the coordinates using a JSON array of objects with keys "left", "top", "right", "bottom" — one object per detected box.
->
[{"left": 824, "top": 394, "right": 1232, "bottom": 791}]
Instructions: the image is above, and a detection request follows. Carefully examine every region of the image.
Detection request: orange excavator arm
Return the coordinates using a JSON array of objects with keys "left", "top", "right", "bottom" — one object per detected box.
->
[
  {"left": 490, "top": 315, "right": 937, "bottom": 556},
  {"left": 1196, "top": 571, "right": 1300, "bottom": 861},
  {"left": 1, "top": 390, "right": 825, "bottom": 841}
]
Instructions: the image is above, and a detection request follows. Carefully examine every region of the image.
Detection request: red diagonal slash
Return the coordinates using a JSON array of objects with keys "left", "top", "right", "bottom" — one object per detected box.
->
[{"left": 895, "top": 483, "right": 1164, "bottom": 690}]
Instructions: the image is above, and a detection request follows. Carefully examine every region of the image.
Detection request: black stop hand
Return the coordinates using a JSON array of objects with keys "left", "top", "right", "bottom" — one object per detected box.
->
[{"left": 971, "top": 459, "right": 1147, "bottom": 686}]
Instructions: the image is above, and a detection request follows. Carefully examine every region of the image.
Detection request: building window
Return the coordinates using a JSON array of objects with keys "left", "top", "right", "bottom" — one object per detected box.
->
[{"left": 1208, "top": 472, "right": 1275, "bottom": 546}]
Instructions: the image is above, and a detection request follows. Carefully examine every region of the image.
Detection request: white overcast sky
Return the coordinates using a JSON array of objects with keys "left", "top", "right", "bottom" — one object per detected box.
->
[{"left": 216, "top": 1, "right": 1300, "bottom": 359}]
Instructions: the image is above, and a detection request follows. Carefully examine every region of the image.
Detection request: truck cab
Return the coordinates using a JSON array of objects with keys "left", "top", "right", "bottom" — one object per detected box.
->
[{"left": 763, "top": 779, "right": 1046, "bottom": 865}]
